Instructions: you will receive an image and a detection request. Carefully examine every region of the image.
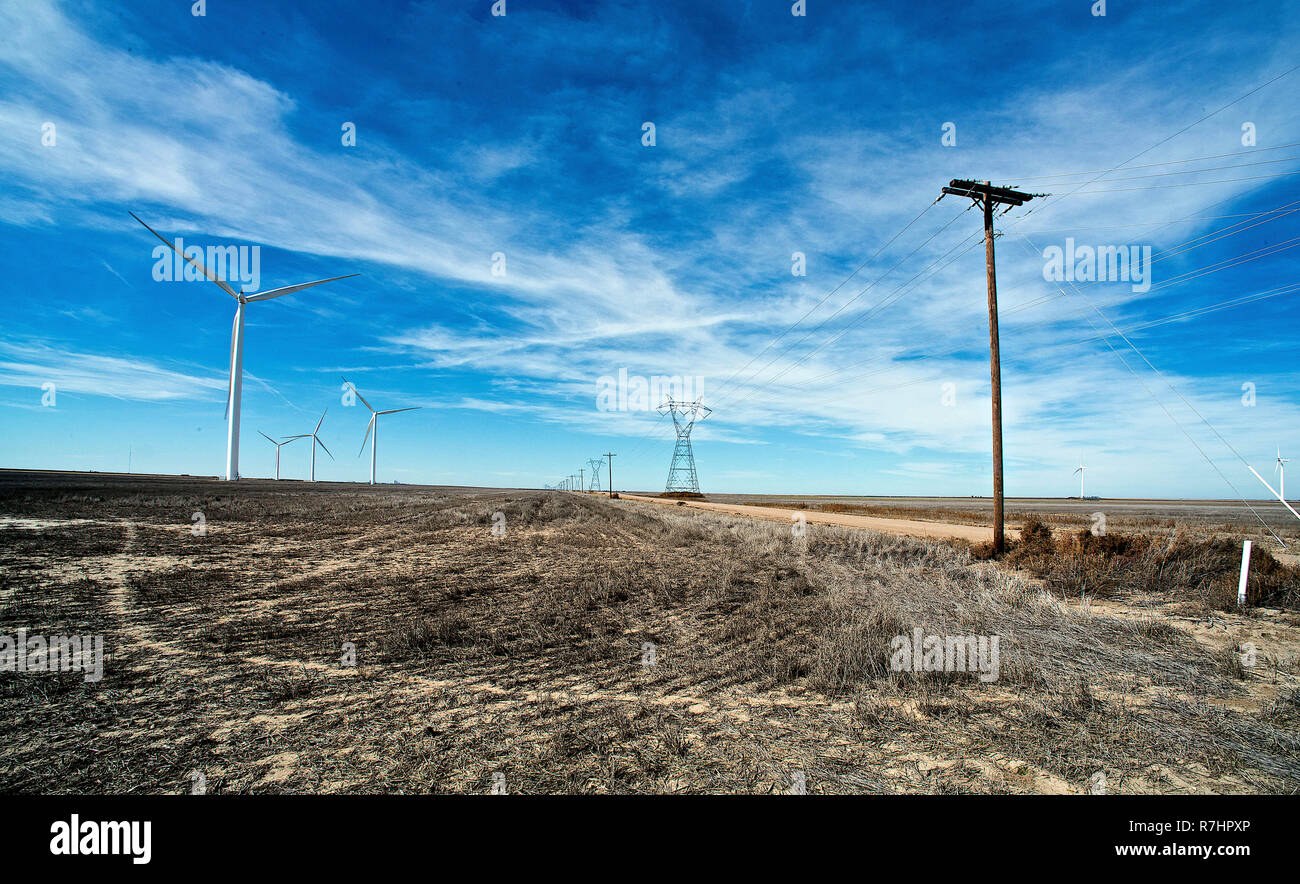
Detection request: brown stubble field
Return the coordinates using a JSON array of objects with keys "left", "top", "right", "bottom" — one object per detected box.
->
[{"left": 2, "top": 471, "right": 1299, "bottom": 794}]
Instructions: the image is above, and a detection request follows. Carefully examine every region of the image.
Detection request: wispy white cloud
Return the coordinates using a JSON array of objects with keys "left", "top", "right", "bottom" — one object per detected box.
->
[
  {"left": 0, "top": 340, "right": 224, "bottom": 401},
  {"left": 1, "top": 0, "right": 1297, "bottom": 494}
]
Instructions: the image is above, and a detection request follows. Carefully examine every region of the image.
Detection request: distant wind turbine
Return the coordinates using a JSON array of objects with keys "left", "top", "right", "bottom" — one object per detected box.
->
[
  {"left": 342, "top": 378, "right": 420, "bottom": 485},
  {"left": 284, "top": 409, "right": 333, "bottom": 482},
  {"left": 1277, "top": 446, "right": 1289, "bottom": 500},
  {"left": 1073, "top": 459, "right": 1086, "bottom": 499},
  {"left": 130, "top": 213, "right": 357, "bottom": 481},
  {"left": 258, "top": 431, "right": 300, "bottom": 480},
  {"left": 1247, "top": 460, "right": 1300, "bottom": 523}
]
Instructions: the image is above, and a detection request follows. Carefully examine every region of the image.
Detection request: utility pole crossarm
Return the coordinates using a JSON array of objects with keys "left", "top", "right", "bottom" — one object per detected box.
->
[{"left": 941, "top": 179, "right": 1043, "bottom": 208}]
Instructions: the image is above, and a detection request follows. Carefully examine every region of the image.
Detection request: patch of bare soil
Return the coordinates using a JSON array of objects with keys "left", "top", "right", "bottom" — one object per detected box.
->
[{"left": 623, "top": 493, "right": 1012, "bottom": 543}]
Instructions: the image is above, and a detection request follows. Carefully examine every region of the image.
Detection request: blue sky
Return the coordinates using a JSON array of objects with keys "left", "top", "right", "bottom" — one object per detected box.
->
[{"left": 1, "top": 0, "right": 1298, "bottom": 497}]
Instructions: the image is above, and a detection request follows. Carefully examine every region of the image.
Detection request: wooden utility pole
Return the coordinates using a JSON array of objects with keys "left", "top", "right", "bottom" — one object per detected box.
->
[
  {"left": 939, "top": 179, "right": 1041, "bottom": 553},
  {"left": 603, "top": 453, "right": 616, "bottom": 498}
]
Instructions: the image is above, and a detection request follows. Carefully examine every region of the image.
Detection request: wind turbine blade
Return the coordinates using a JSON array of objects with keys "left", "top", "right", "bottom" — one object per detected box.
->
[
  {"left": 129, "top": 212, "right": 239, "bottom": 297},
  {"left": 258, "top": 431, "right": 276, "bottom": 444},
  {"left": 314, "top": 408, "right": 327, "bottom": 434},
  {"left": 316, "top": 436, "right": 334, "bottom": 460},
  {"left": 341, "top": 377, "right": 375, "bottom": 413},
  {"left": 358, "top": 415, "right": 374, "bottom": 456},
  {"left": 243, "top": 274, "right": 360, "bottom": 302},
  {"left": 377, "top": 406, "right": 421, "bottom": 415},
  {"left": 281, "top": 435, "right": 305, "bottom": 445}
]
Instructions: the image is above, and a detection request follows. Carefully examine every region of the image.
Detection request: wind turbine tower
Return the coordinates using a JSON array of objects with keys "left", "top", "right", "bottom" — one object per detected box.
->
[
  {"left": 1074, "top": 459, "right": 1086, "bottom": 499},
  {"left": 659, "top": 398, "right": 711, "bottom": 494},
  {"left": 131, "top": 213, "right": 357, "bottom": 481},
  {"left": 1278, "top": 447, "right": 1290, "bottom": 500},
  {"left": 284, "top": 409, "right": 333, "bottom": 481},
  {"left": 343, "top": 378, "right": 421, "bottom": 485},
  {"left": 258, "top": 432, "right": 300, "bottom": 480}
]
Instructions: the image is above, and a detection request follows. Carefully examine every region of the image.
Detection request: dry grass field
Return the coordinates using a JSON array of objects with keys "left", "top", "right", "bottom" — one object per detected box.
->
[
  {"left": 2, "top": 472, "right": 1299, "bottom": 794},
  {"left": 706, "top": 493, "right": 1300, "bottom": 544}
]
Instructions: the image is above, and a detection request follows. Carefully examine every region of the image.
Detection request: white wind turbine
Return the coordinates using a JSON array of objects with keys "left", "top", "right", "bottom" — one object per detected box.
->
[
  {"left": 1277, "top": 446, "right": 1290, "bottom": 500},
  {"left": 342, "top": 378, "right": 420, "bottom": 485},
  {"left": 1073, "top": 459, "right": 1086, "bottom": 498},
  {"left": 1247, "top": 455, "right": 1300, "bottom": 522},
  {"left": 257, "top": 431, "right": 300, "bottom": 480},
  {"left": 283, "top": 409, "right": 333, "bottom": 482},
  {"left": 131, "top": 213, "right": 357, "bottom": 481}
]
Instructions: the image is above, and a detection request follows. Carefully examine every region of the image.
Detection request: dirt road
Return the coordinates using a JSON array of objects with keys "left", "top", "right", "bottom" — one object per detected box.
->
[{"left": 620, "top": 494, "right": 1018, "bottom": 543}]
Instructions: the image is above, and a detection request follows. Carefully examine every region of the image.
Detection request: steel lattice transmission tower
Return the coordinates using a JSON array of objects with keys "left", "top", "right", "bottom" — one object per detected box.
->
[
  {"left": 659, "top": 398, "right": 711, "bottom": 493},
  {"left": 586, "top": 457, "right": 605, "bottom": 492}
]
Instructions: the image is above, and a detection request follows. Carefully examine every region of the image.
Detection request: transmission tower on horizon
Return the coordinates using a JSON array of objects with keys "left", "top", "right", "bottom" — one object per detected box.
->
[
  {"left": 587, "top": 457, "right": 605, "bottom": 492},
  {"left": 659, "top": 398, "right": 711, "bottom": 494}
]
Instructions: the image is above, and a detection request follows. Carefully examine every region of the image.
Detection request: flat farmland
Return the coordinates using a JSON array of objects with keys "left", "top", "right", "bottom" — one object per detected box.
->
[
  {"left": 681, "top": 492, "right": 1300, "bottom": 541},
  {"left": 2, "top": 472, "right": 1299, "bottom": 794}
]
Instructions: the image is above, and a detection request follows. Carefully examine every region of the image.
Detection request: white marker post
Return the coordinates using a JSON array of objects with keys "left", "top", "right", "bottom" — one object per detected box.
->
[{"left": 1237, "top": 540, "right": 1252, "bottom": 607}]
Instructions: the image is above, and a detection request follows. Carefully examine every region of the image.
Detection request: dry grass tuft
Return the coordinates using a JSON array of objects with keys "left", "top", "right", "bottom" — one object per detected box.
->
[{"left": 977, "top": 517, "right": 1300, "bottom": 611}]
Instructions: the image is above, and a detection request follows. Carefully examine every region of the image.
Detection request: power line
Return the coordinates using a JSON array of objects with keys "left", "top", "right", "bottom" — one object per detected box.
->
[
  {"left": 991, "top": 62, "right": 1300, "bottom": 235},
  {"left": 815, "top": 275, "right": 1300, "bottom": 395},
  {"left": 1149, "top": 200, "right": 1300, "bottom": 261},
  {"left": 707, "top": 196, "right": 945, "bottom": 405},
  {"left": 705, "top": 196, "right": 1300, "bottom": 483},
  {"left": 740, "top": 197, "right": 1300, "bottom": 397},
  {"left": 1068, "top": 282, "right": 1300, "bottom": 344},
  {"left": 1010, "top": 208, "right": 1300, "bottom": 235},
  {"left": 1146, "top": 236, "right": 1300, "bottom": 292},
  {"left": 737, "top": 278, "right": 1300, "bottom": 423},
  {"left": 600, "top": 410, "right": 672, "bottom": 489},
  {"left": 737, "top": 232, "right": 987, "bottom": 395},
  {"left": 614, "top": 66, "right": 1300, "bottom": 501},
  {"left": 717, "top": 171, "right": 1291, "bottom": 406},
  {"left": 958, "top": 198, "right": 1300, "bottom": 318},
  {"left": 1018, "top": 152, "right": 1300, "bottom": 185},
  {"left": 1052, "top": 168, "right": 1300, "bottom": 194},
  {"left": 1008, "top": 141, "right": 1300, "bottom": 181},
  {"left": 640, "top": 66, "right": 1300, "bottom": 453},
  {"left": 1011, "top": 233, "right": 1290, "bottom": 546},
  {"left": 710, "top": 207, "right": 981, "bottom": 413},
  {"left": 804, "top": 229, "right": 1300, "bottom": 391}
]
